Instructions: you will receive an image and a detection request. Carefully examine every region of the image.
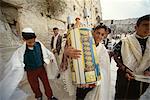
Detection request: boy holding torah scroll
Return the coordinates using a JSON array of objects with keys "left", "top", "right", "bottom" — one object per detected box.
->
[{"left": 60, "top": 25, "right": 111, "bottom": 100}]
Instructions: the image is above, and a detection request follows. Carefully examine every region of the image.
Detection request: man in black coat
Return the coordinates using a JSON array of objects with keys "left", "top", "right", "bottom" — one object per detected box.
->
[
  {"left": 51, "top": 27, "right": 62, "bottom": 55},
  {"left": 51, "top": 27, "right": 62, "bottom": 65}
]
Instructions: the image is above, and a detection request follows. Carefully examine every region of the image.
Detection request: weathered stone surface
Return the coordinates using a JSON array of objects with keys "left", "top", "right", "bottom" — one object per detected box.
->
[
  {"left": 2, "top": 0, "right": 25, "bottom": 7},
  {"left": 103, "top": 18, "right": 138, "bottom": 39},
  {"left": 0, "top": 2, "right": 21, "bottom": 47},
  {"left": 0, "top": 0, "right": 102, "bottom": 47}
]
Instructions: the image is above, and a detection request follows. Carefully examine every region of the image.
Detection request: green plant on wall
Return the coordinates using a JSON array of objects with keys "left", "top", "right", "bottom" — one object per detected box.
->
[{"left": 47, "top": 0, "right": 67, "bottom": 17}]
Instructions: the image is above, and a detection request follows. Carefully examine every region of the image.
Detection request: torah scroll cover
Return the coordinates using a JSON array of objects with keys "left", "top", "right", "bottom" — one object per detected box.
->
[{"left": 67, "top": 28, "right": 101, "bottom": 85}]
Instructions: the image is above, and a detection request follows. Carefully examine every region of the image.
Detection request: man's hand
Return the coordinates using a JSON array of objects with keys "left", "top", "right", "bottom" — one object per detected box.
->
[{"left": 64, "top": 46, "right": 81, "bottom": 59}]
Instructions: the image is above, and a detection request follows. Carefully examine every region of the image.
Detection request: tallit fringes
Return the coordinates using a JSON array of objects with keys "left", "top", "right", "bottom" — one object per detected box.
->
[{"left": 62, "top": 69, "right": 75, "bottom": 96}]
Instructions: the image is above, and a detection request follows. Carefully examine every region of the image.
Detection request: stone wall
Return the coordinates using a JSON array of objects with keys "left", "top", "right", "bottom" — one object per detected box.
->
[
  {"left": 103, "top": 18, "right": 138, "bottom": 37},
  {"left": 0, "top": 0, "right": 102, "bottom": 56},
  {"left": 0, "top": 0, "right": 102, "bottom": 80},
  {"left": 0, "top": 1, "right": 21, "bottom": 47},
  {"left": 0, "top": 0, "right": 102, "bottom": 48}
]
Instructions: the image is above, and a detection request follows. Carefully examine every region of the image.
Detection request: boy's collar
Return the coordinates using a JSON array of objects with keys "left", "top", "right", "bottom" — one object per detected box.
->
[{"left": 135, "top": 33, "right": 149, "bottom": 39}]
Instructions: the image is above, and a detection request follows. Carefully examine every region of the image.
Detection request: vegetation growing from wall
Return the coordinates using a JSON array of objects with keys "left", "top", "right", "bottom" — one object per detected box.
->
[{"left": 46, "top": 0, "right": 67, "bottom": 17}]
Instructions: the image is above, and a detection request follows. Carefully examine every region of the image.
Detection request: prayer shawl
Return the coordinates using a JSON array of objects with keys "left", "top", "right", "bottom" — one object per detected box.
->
[
  {"left": 0, "top": 40, "right": 58, "bottom": 100},
  {"left": 62, "top": 43, "right": 111, "bottom": 100},
  {"left": 121, "top": 33, "right": 150, "bottom": 75}
]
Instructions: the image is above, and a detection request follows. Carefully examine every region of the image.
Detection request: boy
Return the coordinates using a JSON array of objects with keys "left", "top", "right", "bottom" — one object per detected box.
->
[
  {"left": 113, "top": 14, "right": 150, "bottom": 100},
  {"left": 22, "top": 28, "right": 58, "bottom": 100},
  {"left": 60, "top": 25, "right": 111, "bottom": 100},
  {"left": 0, "top": 27, "right": 58, "bottom": 100}
]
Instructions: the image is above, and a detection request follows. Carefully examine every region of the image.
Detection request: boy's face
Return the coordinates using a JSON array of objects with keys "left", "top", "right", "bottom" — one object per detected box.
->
[
  {"left": 25, "top": 38, "right": 36, "bottom": 47},
  {"left": 136, "top": 20, "right": 150, "bottom": 37},
  {"left": 93, "top": 28, "right": 106, "bottom": 45}
]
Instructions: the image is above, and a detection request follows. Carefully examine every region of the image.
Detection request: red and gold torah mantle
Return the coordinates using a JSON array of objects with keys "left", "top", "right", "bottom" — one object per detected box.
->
[{"left": 67, "top": 27, "right": 101, "bottom": 85}]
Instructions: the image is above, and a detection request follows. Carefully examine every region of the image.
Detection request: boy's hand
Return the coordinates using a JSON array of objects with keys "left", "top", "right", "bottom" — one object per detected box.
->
[
  {"left": 77, "top": 84, "right": 96, "bottom": 88},
  {"left": 64, "top": 46, "right": 81, "bottom": 59},
  {"left": 125, "top": 68, "right": 134, "bottom": 80}
]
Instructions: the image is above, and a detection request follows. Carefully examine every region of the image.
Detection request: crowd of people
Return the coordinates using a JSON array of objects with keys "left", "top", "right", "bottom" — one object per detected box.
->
[{"left": 0, "top": 14, "right": 149, "bottom": 100}]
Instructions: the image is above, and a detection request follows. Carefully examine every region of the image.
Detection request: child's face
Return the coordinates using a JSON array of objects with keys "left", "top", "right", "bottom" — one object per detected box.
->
[
  {"left": 76, "top": 19, "right": 80, "bottom": 22},
  {"left": 93, "top": 28, "right": 106, "bottom": 45},
  {"left": 25, "top": 38, "right": 36, "bottom": 47},
  {"left": 136, "top": 20, "right": 150, "bottom": 37}
]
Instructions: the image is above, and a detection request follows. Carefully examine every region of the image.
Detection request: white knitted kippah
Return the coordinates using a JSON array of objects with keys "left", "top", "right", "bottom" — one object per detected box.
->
[{"left": 22, "top": 27, "right": 35, "bottom": 34}]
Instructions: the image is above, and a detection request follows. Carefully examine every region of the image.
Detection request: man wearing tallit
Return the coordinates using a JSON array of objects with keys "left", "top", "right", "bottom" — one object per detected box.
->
[
  {"left": 60, "top": 25, "right": 111, "bottom": 100},
  {"left": 0, "top": 28, "right": 58, "bottom": 100},
  {"left": 113, "top": 14, "right": 150, "bottom": 100}
]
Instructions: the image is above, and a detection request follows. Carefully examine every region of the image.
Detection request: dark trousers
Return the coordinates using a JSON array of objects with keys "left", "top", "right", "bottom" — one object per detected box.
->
[
  {"left": 27, "top": 67, "right": 53, "bottom": 98},
  {"left": 115, "top": 69, "right": 149, "bottom": 100},
  {"left": 76, "top": 87, "right": 93, "bottom": 100}
]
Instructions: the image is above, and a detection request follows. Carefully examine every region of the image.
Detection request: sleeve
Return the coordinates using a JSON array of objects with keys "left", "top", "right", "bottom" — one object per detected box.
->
[
  {"left": 44, "top": 47, "right": 56, "bottom": 64},
  {"left": 145, "top": 67, "right": 150, "bottom": 71},
  {"left": 113, "top": 41, "right": 122, "bottom": 56},
  {"left": 57, "top": 35, "right": 62, "bottom": 55},
  {"left": 50, "top": 36, "right": 54, "bottom": 50},
  {"left": 39, "top": 41, "right": 56, "bottom": 65},
  {"left": 113, "top": 41, "right": 126, "bottom": 70}
]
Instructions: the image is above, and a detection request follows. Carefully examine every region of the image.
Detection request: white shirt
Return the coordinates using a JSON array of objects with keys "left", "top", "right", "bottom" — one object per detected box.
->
[
  {"left": 53, "top": 33, "right": 60, "bottom": 49},
  {"left": 135, "top": 33, "right": 149, "bottom": 39}
]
